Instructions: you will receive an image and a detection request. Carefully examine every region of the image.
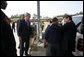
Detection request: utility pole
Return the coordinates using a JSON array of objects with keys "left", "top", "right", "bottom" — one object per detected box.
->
[{"left": 37, "top": 1, "right": 40, "bottom": 41}]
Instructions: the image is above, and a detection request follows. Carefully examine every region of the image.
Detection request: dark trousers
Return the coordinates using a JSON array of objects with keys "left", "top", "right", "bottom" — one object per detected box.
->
[
  {"left": 61, "top": 48, "right": 73, "bottom": 56},
  {"left": 46, "top": 43, "right": 60, "bottom": 56},
  {"left": 61, "top": 43, "right": 73, "bottom": 56},
  {"left": 12, "top": 28, "right": 15, "bottom": 32},
  {"left": 20, "top": 37, "right": 29, "bottom": 56}
]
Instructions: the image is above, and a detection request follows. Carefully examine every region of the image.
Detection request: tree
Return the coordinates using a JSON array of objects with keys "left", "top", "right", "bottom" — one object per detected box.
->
[
  {"left": 79, "top": 11, "right": 83, "bottom": 15},
  {"left": 33, "top": 13, "right": 42, "bottom": 19},
  {"left": 33, "top": 14, "right": 37, "bottom": 19},
  {"left": 74, "top": 11, "right": 83, "bottom": 15},
  {"left": 57, "top": 13, "right": 68, "bottom": 17},
  {"left": 10, "top": 15, "right": 14, "bottom": 19},
  {"left": 10, "top": 14, "right": 20, "bottom": 19},
  {"left": 64, "top": 13, "right": 68, "bottom": 16},
  {"left": 43, "top": 16, "right": 51, "bottom": 19}
]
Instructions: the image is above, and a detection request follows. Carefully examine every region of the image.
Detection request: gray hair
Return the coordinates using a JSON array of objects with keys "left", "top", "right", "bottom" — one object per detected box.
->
[{"left": 25, "top": 13, "right": 30, "bottom": 16}]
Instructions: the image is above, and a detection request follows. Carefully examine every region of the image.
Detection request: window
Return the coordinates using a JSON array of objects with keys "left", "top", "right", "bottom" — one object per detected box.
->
[{"left": 77, "top": 17, "right": 83, "bottom": 34}]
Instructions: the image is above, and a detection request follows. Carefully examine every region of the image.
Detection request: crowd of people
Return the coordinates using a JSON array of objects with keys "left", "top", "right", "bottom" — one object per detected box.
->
[
  {"left": 42, "top": 16, "right": 77, "bottom": 56},
  {"left": 1, "top": 1, "right": 77, "bottom": 56}
]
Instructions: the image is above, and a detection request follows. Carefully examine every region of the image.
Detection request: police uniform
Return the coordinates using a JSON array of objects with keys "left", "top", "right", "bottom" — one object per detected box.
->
[{"left": 1, "top": 10, "right": 17, "bottom": 56}]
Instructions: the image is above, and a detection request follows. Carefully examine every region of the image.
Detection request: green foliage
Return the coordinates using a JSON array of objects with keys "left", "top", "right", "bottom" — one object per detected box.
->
[
  {"left": 57, "top": 11, "right": 83, "bottom": 17},
  {"left": 10, "top": 14, "right": 20, "bottom": 19}
]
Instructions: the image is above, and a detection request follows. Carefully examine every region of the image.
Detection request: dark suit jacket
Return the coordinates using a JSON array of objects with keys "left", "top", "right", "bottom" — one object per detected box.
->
[
  {"left": 17, "top": 20, "right": 21, "bottom": 36},
  {"left": 18, "top": 19, "right": 32, "bottom": 38},
  {"left": 43, "top": 23, "right": 62, "bottom": 44},
  {"left": 62, "top": 21, "right": 77, "bottom": 51},
  {"left": 1, "top": 10, "right": 17, "bottom": 56}
]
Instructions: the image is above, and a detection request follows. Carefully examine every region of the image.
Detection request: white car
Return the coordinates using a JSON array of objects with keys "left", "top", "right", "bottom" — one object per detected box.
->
[{"left": 72, "top": 15, "right": 83, "bottom": 56}]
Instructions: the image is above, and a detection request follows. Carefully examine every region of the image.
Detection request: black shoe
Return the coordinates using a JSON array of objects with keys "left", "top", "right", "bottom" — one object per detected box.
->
[
  {"left": 18, "top": 46, "right": 20, "bottom": 49},
  {"left": 25, "top": 54, "right": 31, "bottom": 56}
]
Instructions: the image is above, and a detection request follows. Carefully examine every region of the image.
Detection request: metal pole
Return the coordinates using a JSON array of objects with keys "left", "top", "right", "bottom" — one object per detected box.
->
[{"left": 37, "top": 1, "right": 40, "bottom": 41}]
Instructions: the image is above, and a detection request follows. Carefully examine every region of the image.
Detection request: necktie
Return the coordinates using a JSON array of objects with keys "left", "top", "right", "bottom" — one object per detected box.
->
[{"left": 26, "top": 21, "right": 28, "bottom": 27}]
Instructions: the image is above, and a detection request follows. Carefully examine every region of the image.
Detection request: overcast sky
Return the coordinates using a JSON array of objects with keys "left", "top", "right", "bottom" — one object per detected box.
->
[{"left": 2, "top": 1, "right": 83, "bottom": 18}]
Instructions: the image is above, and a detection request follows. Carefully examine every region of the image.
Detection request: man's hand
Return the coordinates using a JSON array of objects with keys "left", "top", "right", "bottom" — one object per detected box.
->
[
  {"left": 44, "top": 44, "right": 47, "bottom": 48},
  {"left": 43, "top": 39, "right": 47, "bottom": 48},
  {"left": 19, "top": 36, "right": 22, "bottom": 40}
]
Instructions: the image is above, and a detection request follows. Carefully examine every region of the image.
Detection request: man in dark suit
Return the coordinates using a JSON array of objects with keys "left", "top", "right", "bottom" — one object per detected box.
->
[
  {"left": 18, "top": 13, "right": 32, "bottom": 56},
  {"left": 62, "top": 15, "right": 77, "bottom": 56},
  {"left": 17, "top": 14, "right": 25, "bottom": 49},
  {"left": 1, "top": 1, "right": 17, "bottom": 56}
]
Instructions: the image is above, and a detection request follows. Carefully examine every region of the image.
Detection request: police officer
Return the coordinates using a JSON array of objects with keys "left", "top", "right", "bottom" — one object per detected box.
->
[
  {"left": 43, "top": 17, "right": 62, "bottom": 56},
  {"left": 1, "top": 1, "right": 17, "bottom": 56}
]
